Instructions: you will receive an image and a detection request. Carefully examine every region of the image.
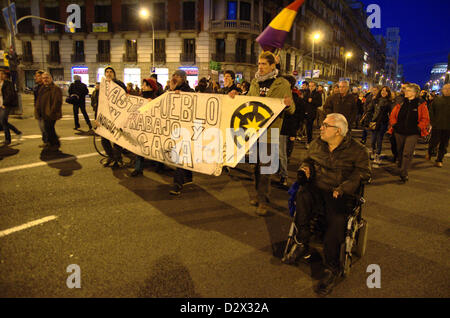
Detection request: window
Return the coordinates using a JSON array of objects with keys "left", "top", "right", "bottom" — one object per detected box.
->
[
  {"left": 183, "top": 1, "right": 195, "bottom": 26},
  {"left": 126, "top": 40, "right": 137, "bottom": 57},
  {"left": 50, "top": 41, "right": 60, "bottom": 57},
  {"left": 236, "top": 38, "right": 246, "bottom": 63},
  {"left": 215, "top": 39, "right": 225, "bottom": 61},
  {"left": 153, "top": 2, "right": 166, "bottom": 29},
  {"left": 155, "top": 39, "right": 165, "bottom": 55},
  {"left": 23, "top": 41, "right": 32, "bottom": 56},
  {"left": 50, "top": 68, "right": 64, "bottom": 82},
  {"left": 121, "top": 4, "right": 139, "bottom": 29},
  {"left": 184, "top": 39, "right": 195, "bottom": 55},
  {"left": 75, "top": 41, "right": 84, "bottom": 55},
  {"left": 240, "top": 2, "right": 251, "bottom": 21},
  {"left": 98, "top": 40, "right": 110, "bottom": 54},
  {"left": 227, "top": 1, "right": 237, "bottom": 20},
  {"left": 95, "top": 5, "right": 112, "bottom": 24}
]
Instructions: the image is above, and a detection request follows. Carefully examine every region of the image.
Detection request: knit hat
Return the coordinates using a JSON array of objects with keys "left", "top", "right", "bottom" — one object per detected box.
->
[
  {"left": 104, "top": 66, "right": 116, "bottom": 78},
  {"left": 173, "top": 69, "right": 187, "bottom": 81}
]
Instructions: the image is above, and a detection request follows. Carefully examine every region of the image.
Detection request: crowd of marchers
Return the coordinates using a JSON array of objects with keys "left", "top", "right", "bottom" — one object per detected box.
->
[{"left": 2, "top": 52, "right": 449, "bottom": 297}]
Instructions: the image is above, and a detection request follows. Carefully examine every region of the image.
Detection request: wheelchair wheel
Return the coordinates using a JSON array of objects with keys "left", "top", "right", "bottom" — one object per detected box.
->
[
  {"left": 355, "top": 219, "right": 368, "bottom": 257},
  {"left": 340, "top": 242, "right": 352, "bottom": 277}
]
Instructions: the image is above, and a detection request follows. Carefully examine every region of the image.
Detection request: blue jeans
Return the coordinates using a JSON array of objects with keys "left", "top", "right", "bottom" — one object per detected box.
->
[
  {"left": 0, "top": 107, "right": 21, "bottom": 142},
  {"left": 370, "top": 123, "right": 388, "bottom": 155}
]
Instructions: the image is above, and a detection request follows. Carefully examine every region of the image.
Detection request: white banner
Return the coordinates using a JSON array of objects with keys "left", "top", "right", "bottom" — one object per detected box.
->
[{"left": 96, "top": 78, "right": 287, "bottom": 176}]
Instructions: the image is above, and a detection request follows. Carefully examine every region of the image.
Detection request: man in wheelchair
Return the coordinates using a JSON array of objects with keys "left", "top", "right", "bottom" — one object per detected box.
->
[{"left": 282, "top": 113, "right": 371, "bottom": 296}]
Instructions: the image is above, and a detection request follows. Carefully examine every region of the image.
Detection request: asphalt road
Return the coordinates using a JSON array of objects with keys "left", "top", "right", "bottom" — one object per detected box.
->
[{"left": 0, "top": 94, "right": 449, "bottom": 299}]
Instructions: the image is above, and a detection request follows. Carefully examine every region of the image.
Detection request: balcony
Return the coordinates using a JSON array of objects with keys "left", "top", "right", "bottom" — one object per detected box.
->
[
  {"left": 97, "top": 53, "right": 111, "bottom": 63},
  {"left": 46, "top": 54, "right": 61, "bottom": 64},
  {"left": 175, "top": 21, "right": 200, "bottom": 32},
  {"left": 151, "top": 52, "right": 166, "bottom": 64},
  {"left": 210, "top": 20, "right": 260, "bottom": 35},
  {"left": 71, "top": 53, "right": 85, "bottom": 63},
  {"left": 211, "top": 53, "right": 225, "bottom": 62},
  {"left": 118, "top": 23, "right": 139, "bottom": 32},
  {"left": 123, "top": 53, "right": 138, "bottom": 63},
  {"left": 21, "top": 55, "right": 33, "bottom": 64},
  {"left": 180, "top": 52, "right": 196, "bottom": 64},
  {"left": 153, "top": 21, "right": 169, "bottom": 31}
]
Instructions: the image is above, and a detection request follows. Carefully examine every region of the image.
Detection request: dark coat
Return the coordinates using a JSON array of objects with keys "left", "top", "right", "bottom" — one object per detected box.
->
[
  {"left": 1, "top": 79, "right": 18, "bottom": 109},
  {"left": 68, "top": 80, "right": 89, "bottom": 106},
  {"left": 35, "top": 83, "right": 63, "bottom": 121},
  {"left": 323, "top": 92, "right": 359, "bottom": 125},
  {"left": 299, "top": 134, "right": 371, "bottom": 196}
]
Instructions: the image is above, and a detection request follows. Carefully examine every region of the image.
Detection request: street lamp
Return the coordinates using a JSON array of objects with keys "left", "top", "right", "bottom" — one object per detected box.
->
[
  {"left": 139, "top": 8, "right": 154, "bottom": 73},
  {"left": 344, "top": 52, "right": 352, "bottom": 80},
  {"left": 311, "top": 32, "right": 321, "bottom": 76}
]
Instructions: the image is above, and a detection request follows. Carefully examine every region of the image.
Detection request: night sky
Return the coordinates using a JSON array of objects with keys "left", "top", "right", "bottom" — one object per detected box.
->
[{"left": 360, "top": 0, "right": 450, "bottom": 86}]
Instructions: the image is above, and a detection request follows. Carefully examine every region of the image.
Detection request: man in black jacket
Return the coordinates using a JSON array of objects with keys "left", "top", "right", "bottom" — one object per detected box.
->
[
  {"left": 305, "top": 81, "right": 322, "bottom": 147},
  {"left": 69, "top": 75, "right": 92, "bottom": 131},
  {"left": 168, "top": 70, "right": 195, "bottom": 196},
  {"left": 0, "top": 69, "right": 22, "bottom": 146}
]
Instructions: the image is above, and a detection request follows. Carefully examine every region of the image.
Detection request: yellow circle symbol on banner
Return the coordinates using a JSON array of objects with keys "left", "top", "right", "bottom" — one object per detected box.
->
[{"left": 230, "top": 101, "right": 274, "bottom": 148}]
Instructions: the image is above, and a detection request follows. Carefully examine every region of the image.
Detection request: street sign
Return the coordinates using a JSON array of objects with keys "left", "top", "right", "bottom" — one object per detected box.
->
[{"left": 2, "top": 2, "right": 17, "bottom": 35}]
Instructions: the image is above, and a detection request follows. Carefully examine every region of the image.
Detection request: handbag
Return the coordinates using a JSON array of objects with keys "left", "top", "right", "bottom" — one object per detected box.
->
[{"left": 65, "top": 94, "right": 79, "bottom": 104}]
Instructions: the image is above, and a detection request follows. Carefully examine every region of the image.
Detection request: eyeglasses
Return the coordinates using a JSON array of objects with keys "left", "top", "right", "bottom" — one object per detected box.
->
[{"left": 321, "top": 122, "right": 339, "bottom": 129}]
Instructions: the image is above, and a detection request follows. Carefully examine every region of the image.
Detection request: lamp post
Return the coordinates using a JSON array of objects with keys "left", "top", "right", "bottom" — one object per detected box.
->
[
  {"left": 311, "top": 32, "right": 321, "bottom": 76},
  {"left": 139, "top": 8, "right": 154, "bottom": 73},
  {"left": 344, "top": 52, "right": 352, "bottom": 80}
]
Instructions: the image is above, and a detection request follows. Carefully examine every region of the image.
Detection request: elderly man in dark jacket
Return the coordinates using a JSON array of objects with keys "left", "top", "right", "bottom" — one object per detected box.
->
[
  {"left": 323, "top": 80, "right": 358, "bottom": 128},
  {"left": 282, "top": 113, "right": 370, "bottom": 296},
  {"left": 69, "top": 75, "right": 92, "bottom": 131},
  {"left": 35, "top": 72, "right": 63, "bottom": 151}
]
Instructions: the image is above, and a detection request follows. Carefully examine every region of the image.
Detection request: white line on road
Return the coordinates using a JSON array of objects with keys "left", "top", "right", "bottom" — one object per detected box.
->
[
  {"left": 0, "top": 215, "right": 58, "bottom": 238},
  {"left": 0, "top": 152, "right": 100, "bottom": 174}
]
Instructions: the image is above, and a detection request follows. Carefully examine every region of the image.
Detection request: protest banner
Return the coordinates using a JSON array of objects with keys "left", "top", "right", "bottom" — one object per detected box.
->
[{"left": 95, "top": 78, "right": 287, "bottom": 176}]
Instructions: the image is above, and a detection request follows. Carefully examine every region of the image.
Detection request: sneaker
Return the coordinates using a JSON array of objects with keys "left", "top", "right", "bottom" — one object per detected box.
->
[
  {"left": 282, "top": 242, "right": 309, "bottom": 265},
  {"left": 73, "top": 127, "right": 80, "bottom": 131},
  {"left": 435, "top": 162, "right": 443, "bottom": 168},
  {"left": 255, "top": 204, "right": 268, "bottom": 216},
  {"left": 399, "top": 176, "right": 408, "bottom": 184},
  {"left": 103, "top": 158, "right": 114, "bottom": 167},
  {"left": 130, "top": 169, "right": 143, "bottom": 177},
  {"left": 169, "top": 184, "right": 182, "bottom": 196},
  {"left": 280, "top": 177, "right": 288, "bottom": 187},
  {"left": 316, "top": 268, "right": 338, "bottom": 297}
]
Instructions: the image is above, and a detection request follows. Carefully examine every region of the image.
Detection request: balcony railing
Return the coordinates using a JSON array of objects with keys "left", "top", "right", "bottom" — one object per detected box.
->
[
  {"left": 97, "top": 53, "right": 111, "bottom": 63},
  {"left": 180, "top": 52, "right": 196, "bottom": 64},
  {"left": 118, "top": 23, "right": 139, "bottom": 31},
  {"left": 71, "top": 54, "right": 85, "bottom": 63},
  {"left": 210, "top": 20, "right": 260, "bottom": 34},
  {"left": 153, "top": 21, "right": 169, "bottom": 31},
  {"left": 123, "top": 53, "right": 138, "bottom": 63},
  {"left": 211, "top": 53, "right": 225, "bottom": 62},
  {"left": 47, "top": 54, "right": 61, "bottom": 64},
  {"left": 175, "top": 21, "right": 200, "bottom": 31},
  {"left": 151, "top": 52, "right": 166, "bottom": 64}
]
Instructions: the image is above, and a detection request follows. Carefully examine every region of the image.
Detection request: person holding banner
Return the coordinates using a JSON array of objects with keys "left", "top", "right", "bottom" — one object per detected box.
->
[
  {"left": 169, "top": 70, "right": 195, "bottom": 195},
  {"left": 244, "top": 51, "right": 295, "bottom": 216},
  {"left": 100, "top": 67, "right": 126, "bottom": 168}
]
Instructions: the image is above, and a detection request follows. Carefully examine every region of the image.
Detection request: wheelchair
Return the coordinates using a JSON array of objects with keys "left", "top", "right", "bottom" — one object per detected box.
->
[{"left": 283, "top": 180, "right": 369, "bottom": 278}]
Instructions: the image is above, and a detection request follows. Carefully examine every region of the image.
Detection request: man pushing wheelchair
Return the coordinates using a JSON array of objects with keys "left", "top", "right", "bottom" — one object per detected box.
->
[{"left": 282, "top": 113, "right": 371, "bottom": 296}]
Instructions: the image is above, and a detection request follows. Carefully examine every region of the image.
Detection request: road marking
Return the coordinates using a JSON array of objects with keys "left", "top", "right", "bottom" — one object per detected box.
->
[
  {"left": 0, "top": 215, "right": 58, "bottom": 238},
  {"left": 60, "top": 136, "right": 89, "bottom": 141},
  {"left": 0, "top": 152, "right": 100, "bottom": 174}
]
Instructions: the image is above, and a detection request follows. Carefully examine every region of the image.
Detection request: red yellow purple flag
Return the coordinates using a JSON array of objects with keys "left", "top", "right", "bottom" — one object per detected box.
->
[{"left": 256, "top": 0, "right": 306, "bottom": 52}]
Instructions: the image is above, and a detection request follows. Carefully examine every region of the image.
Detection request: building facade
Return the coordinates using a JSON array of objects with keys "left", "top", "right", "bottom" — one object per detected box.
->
[
  {"left": 0, "top": 0, "right": 385, "bottom": 91},
  {"left": 384, "top": 27, "right": 400, "bottom": 85}
]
